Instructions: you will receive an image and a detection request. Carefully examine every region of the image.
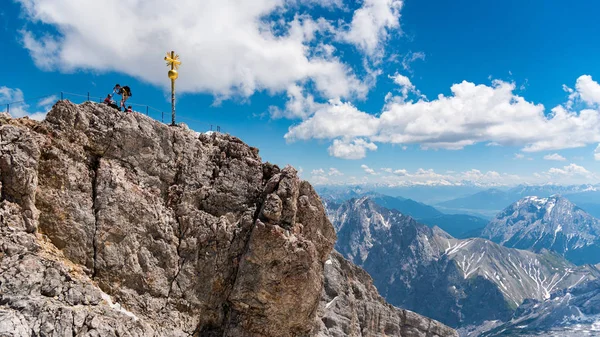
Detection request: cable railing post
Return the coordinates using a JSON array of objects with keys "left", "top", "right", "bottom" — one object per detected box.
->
[
  {"left": 87, "top": 92, "right": 90, "bottom": 102},
  {"left": 6, "top": 104, "right": 9, "bottom": 114},
  {"left": 146, "top": 106, "right": 149, "bottom": 116},
  {"left": 161, "top": 111, "right": 164, "bottom": 123},
  {"left": 60, "top": 92, "right": 63, "bottom": 100},
  {"left": 210, "top": 124, "right": 213, "bottom": 131}
]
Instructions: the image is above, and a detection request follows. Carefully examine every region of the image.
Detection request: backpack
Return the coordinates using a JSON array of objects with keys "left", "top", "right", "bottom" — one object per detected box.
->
[{"left": 123, "top": 86, "right": 132, "bottom": 97}]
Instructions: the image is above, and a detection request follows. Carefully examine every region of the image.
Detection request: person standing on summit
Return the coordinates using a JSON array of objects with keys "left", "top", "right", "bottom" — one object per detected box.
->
[{"left": 112, "top": 84, "right": 132, "bottom": 108}]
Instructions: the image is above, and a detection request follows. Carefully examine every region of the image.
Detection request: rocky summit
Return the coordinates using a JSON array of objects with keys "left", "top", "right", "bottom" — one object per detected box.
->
[
  {"left": 0, "top": 101, "right": 456, "bottom": 337},
  {"left": 483, "top": 195, "right": 600, "bottom": 265}
]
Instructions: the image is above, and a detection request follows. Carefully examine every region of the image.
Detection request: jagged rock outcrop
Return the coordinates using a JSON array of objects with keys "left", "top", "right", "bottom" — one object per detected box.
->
[
  {"left": 314, "top": 251, "right": 458, "bottom": 337},
  {"left": 0, "top": 101, "right": 336, "bottom": 336},
  {"left": 0, "top": 102, "right": 456, "bottom": 336}
]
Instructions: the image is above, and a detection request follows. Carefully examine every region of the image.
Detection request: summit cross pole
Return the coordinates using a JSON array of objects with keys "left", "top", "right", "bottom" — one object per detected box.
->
[{"left": 164, "top": 50, "right": 181, "bottom": 126}]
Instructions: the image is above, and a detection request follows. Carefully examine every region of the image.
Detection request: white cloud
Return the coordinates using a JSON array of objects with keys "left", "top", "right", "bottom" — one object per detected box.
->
[
  {"left": 15, "top": 0, "right": 405, "bottom": 102},
  {"left": 379, "top": 167, "right": 516, "bottom": 186},
  {"left": 514, "top": 153, "right": 533, "bottom": 161},
  {"left": 543, "top": 153, "right": 566, "bottom": 161},
  {"left": 0, "top": 86, "right": 54, "bottom": 120},
  {"left": 393, "top": 169, "right": 408, "bottom": 176},
  {"left": 285, "top": 100, "right": 378, "bottom": 141},
  {"left": 311, "top": 168, "right": 326, "bottom": 175},
  {"left": 575, "top": 75, "right": 600, "bottom": 106},
  {"left": 328, "top": 167, "right": 343, "bottom": 176},
  {"left": 548, "top": 163, "right": 590, "bottom": 177},
  {"left": 595, "top": 145, "right": 600, "bottom": 161},
  {"left": 361, "top": 164, "right": 377, "bottom": 175},
  {"left": 286, "top": 76, "right": 600, "bottom": 158},
  {"left": 381, "top": 167, "right": 392, "bottom": 173},
  {"left": 339, "top": 0, "right": 403, "bottom": 58},
  {"left": 387, "top": 72, "right": 421, "bottom": 102},
  {"left": 402, "top": 51, "right": 425, "bottom": 72},
  {"left": 531, "top": 164, "right": 597, "bottom": 185},
  {"left": 308, "top": 175, "right": 330, "bottom": 185},
  {"left": 327, "top": 138, "right": 377, "bottom": 159}
]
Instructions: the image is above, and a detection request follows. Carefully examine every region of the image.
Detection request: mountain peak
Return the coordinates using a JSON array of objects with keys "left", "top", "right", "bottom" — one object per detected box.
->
[{"left": 483, "top": 194, "right": 600, "bottom": 265}]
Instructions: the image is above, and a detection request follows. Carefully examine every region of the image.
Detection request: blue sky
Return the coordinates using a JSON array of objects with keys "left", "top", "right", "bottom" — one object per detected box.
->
[{"left": 2, "top": 0, "right": 600, "bottom": 187}]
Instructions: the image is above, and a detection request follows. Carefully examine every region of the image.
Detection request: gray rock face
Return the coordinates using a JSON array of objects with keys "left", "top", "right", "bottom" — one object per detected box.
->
[
  {"left": 314, "top": 251, "right": 458, "bottom": 337},
  {"left": 482, "top": 195, "right": 600, "bottom": 265},
  {"left": 0, "top": 102, "right": 456, "bottom": 337},
  {"left": 1, "top": 101, "right": 337, "bottom": 336},
  {"left": 328, "top": 197, "right": 599, "bottom": 328}
]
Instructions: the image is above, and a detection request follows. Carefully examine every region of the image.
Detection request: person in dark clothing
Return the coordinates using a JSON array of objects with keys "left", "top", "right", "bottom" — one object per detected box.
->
[
  {"left": 126, "top": 106, "right": 133, "bottom": 112},
  {"left": 113, "top": 84, "right": 132, "bottom": 108}
]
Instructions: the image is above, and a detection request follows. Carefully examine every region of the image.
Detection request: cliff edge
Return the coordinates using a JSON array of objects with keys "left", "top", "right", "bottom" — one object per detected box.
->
[{"left": 0, "top": 101, "right": 456, "bottom": 337}]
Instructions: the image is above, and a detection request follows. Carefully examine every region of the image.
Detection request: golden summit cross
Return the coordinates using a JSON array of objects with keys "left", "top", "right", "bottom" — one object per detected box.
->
[{"left": 164, "top": 51, "right": 181, "bottom": 126}]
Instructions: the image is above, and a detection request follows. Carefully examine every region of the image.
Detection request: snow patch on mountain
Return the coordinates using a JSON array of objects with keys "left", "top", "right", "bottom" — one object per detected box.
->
[{"left": 483, "top": 195, "right": 600, "bottom": 265}]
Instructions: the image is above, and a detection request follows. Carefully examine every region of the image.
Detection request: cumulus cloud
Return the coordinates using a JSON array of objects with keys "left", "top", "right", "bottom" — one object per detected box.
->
[
  {"left": 285, "top": 100, "right": 378, "bottom": 141},
  {"left": 548, "top": 163, "right": 590, "bottom": 177},
  {"left": 339, "top": 0, "right": 403, "bottom": 58},
  {"left": 376, "top": 167, "right": 516, "bottom": 186},
  {"left": 595, "top": 145, "right": 600, "bottom": 161},
  {"left": 327, "top": 138, "right": 377, "bottom": 159},
  {"left": 387, "top": 72, "right": 422, "bottom": 102},
  {"left": 532, "top": 163, "right": 597, "bottom": 185},
  {"left": 328, "top": 167, "right": 344, "bottom": 176},
  {"left": 575, "top": 75, "right": 600, "bottom": 106},
  {"left": 361, "top": 164, "right": 377, "bottom": 175},
  {"left": 0, "top": 86, "right": 55, "bottom": 120},
  {"left": 543, "top": 153, "right": 566, "bottom": 161},
  {"left": 15, "top": 0, "right": 404, "bottom": 102},
  {"left": 311, "top": 168, "right": 326, "bottom": 175},
  {"left": 286, "top": 75, "right": 600, "bottom": 158},
  {"left": 393, "top": 169, "right": 408, "bottom": 176}
]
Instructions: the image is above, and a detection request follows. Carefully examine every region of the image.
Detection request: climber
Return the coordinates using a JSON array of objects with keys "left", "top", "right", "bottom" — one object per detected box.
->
[
  {"left": 126, "top": 106, "right": 133, "bottom": 113},
  {"left": 112, "top": 84, "right": 132, "bottom": 108},
  {"left": 104, "top": 94, "right": 120, "bottom": 110}
]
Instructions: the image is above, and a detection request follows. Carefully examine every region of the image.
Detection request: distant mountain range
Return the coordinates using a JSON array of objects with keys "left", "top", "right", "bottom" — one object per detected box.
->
[
  {"left": 317, "top": 185, "right": 486, "bottom": 205},
  {"left": 436, "top": 184, "right": 600, "bottom": 219},
  {"left": 482, "top": 196, "right": 600, "bottom": 265},
  {"left": 477, "top": 279, "right": 600, "bottom": 336},
  {"left": 327, "top": 197, "right": 599, "bottom": 328},
  {"left": 436, "top": 188, "right": 513, "bottom": 216},
  {"left": 316, "top": 183, "right": 600, "bottom": 208},
  {"left": 319, "top": 188, "right": 488, "bottom": 238}
]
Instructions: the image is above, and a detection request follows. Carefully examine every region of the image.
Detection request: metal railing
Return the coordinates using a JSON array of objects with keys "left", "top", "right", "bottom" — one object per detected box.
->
[{"left": 3, "top": 91, "right": 222, "bottom": 132}]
